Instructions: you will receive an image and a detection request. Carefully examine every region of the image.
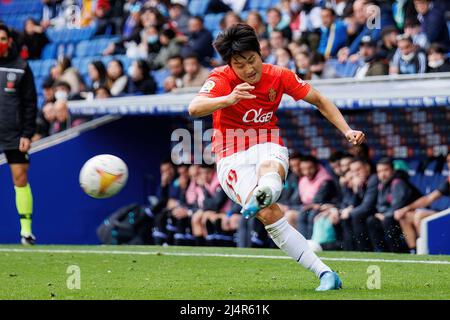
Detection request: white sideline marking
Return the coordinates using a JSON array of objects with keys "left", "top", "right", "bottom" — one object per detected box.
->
[{"left": 0, "top": 248, "right": 449, "bottom": 265}]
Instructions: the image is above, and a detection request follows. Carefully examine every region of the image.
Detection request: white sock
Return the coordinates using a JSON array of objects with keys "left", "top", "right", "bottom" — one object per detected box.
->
[
  {"left": 265, "top": 216, "right": 332, "bottom": 278},
  {"left": 258, "top": 172, "right": 283, "bottom": 205}
]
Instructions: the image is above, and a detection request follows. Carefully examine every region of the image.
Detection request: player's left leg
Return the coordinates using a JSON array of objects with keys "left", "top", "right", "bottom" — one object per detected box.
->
[
  {"left": 257, "top": 204, "right": 342, "bottom": 291},
  {"left": 240, "top": 158, "right": 286, "bottom": 218},
  {"left": 9, "top": 162, "right": 35, "bottom": 245}
]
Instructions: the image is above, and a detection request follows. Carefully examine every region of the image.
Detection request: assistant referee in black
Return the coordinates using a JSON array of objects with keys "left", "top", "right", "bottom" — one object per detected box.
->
[{"left": 0, "top": 24, "right": 38, "bottom": 245}]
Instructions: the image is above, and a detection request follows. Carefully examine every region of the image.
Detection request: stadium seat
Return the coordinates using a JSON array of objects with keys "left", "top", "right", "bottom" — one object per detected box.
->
[
  {"left": 151, "top": 69, "right": 170, "bottom": 94},
  {"left": 188, "top": 0, "right": 210, "bottom": 16}
]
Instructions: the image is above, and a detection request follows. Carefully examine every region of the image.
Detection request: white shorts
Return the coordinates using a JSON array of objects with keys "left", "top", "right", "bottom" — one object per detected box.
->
[{"left": 217, "top": 142, "right": 289, "bottom": 206}]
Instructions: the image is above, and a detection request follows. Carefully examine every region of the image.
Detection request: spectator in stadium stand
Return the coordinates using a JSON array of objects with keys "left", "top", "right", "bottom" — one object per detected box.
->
[
  {"left": 163, "top": 54, "right": 184, "bottom": 92},
  {"left": 220, "top": 11, "right": 243, "bottom": 30},
  {"left": 162, "top": 164, "right": 199, "bottom": 246},
  {"left": 41, "top": 0, "right": 65, "bottom": 29},
  {"left": 179, "top": 16, "right": 214, "bottom": 65},
  {"left": 32, "top": 78, "right": 55, "bottom": 142},
  {"left": 294, "top": 51, "right": 312, "bottom": 80},
  {"left": 94, "top": 85, "right": 112, "bottom": 99},
  {"left": 427, "top": 43, "right": 450, "bottom": 73},
  {"left": 22, "top": 18, "right": 49, "bottom": 60},
  {"left": 149, "top": 28, "right": 183, "bottom": 70},
  {"left": 348, "top": 142, "right": 371, "bottom": 161},
  {"left": 310, "top": 53, "right": 333, "bottom": 79},
  {"left": 151, "top": 158, "right": 177, "bottom": 245},
  {"left": 378, "top": 25, "right": 399, "bottom": 62},
  {"left": 317, "top": 7, "right": 347, "bottom": 59},
  {"left": 46, "top": 81, "right": 86, "bottom": 134},
  {"left": 106, "top": 59, "right": 128, "bottom": 96},
  {"left": 266, "top": 29, "right": 289, "bottom": 65},
  {"left": 245, "top": 11, "right": 268, "bottom": 40},
  {"left": 167, "top": 1, "right": 190, "bottom": 36},
  {"left": 123, "top": 5, "right": 167, "bottom": 59},
  {"left": 297, "top": 155, "right": 339, "bottom": 239},
  {"left": 353, "top": 36, "right": 389, "bottom": 78},
  {"left": 404, "top": 18, "right": 429, "bottom": 49},
  {"left": 414, "top": 0, "right": 450, "bottom": 49},
  {"left": 259, "top": 39, "right": 272, "bottom": 63},
  {"left": 266, "top": 7, "right": 292, "bottom": 41},
  {"left": 103, "top": 4, "right": 160, "bottom": 56},
  {"left": 390, "top": 34, "right": 427, "bottom": 75},
  {"left": 278, "top": 152, "right": 303, "bottom": 228},
  {"left": 50, "top": 57, "right": 85, "bottom": 95},
  {"left": 87, "top": 60, "right": 111, "bottom": 92},
  {"left": 273, "top": 47, "right": 296, "bottom": 71},
  {"left": 290, "top": 0, "right": 323, "bottom": 48},
  {"left": 191, "top": 164, "right": 231, "bottom": 246},
  {"left": 80, "top": 0, "right": 111, "bottom": 30},
  {"left": 340, "top": 157, "right": 378, "bottom": 251},
  {"left": 112, "top": 1, "right": 142, "bottom": 49},
  {"left": 338, "top": 0, "right": 386, "bottom": 63},
  {"left": 366, "top": 158, "right": 422, "bottom": 253},
  {"left": 182, "top": 53, "right": 210, "bottom": 88},
  {"left": 394, "top": 152, "right": 450, "bottom": 253},
  {"left": 126, "top": 59, "right": 157, "bottom": 95}
]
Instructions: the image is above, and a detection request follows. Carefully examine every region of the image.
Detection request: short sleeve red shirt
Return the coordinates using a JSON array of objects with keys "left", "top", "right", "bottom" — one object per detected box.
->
[{"left": 197, "top": 63, "right": 311, "bottom": 161}]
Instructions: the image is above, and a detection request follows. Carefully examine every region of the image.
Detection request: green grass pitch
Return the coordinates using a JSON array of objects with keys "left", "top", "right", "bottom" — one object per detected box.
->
[{"left": 0, "top": 245, "right": 449, "bottom": 300}]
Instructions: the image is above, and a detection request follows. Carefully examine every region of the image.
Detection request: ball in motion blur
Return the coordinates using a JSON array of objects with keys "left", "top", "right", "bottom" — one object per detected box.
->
[{"left": 79, "top": 154, "right": 128, "bottom": 199}]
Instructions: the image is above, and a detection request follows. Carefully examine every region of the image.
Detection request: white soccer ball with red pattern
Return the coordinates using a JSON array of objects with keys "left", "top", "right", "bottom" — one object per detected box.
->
[{"left": 79, "top": 154, "right": 128, "bottom": 199}]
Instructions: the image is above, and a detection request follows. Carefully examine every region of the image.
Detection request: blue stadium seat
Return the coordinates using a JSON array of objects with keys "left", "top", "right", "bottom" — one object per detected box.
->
[
  {"left": 188, "top": 0, "right": 210, "bottom": 16},
  {"left": 151, "top": 68, "right": 170, "bottom": 94},
  {"left": 41, "top": 43, "right": 57, "bottom": 59}
]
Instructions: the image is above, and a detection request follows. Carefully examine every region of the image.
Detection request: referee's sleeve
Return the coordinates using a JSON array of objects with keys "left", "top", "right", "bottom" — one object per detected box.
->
[{"left": 20, "top": 64, "right": 38, "bottom": 139}]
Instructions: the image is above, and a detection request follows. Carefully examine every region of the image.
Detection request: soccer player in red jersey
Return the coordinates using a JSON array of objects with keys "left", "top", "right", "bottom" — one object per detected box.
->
[{"left": 188, "top": 24, "right": 365, "bottom": 291}]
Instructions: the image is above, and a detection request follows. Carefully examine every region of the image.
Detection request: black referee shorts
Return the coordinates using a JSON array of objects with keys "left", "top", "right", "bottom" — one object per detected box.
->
[{"left": 2, "top": 149, "right": 30, "bottom": 164}]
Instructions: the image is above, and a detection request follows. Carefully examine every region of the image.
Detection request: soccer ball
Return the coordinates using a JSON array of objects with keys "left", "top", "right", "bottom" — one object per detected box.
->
[{"left": 79, "top": 154, "right": 128, "bottom": 199}]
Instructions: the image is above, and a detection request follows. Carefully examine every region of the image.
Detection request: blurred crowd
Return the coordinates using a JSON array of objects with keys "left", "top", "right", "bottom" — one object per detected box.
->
[{"left": 145, "top": 146, "right": 450, "bottom": 253}]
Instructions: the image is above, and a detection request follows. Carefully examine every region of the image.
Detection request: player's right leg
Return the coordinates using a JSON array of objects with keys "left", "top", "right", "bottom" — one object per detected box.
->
[
  {"left": 5, "top": 150, "right": 35, "bottom": 245},
  {"left": 257, "top": 204, "right": 342, "bottom": 291}
]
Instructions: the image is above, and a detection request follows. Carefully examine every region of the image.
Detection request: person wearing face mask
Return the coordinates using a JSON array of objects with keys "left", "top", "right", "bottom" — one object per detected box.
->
[
  {"left": 354, "top": 36, "right": 389, "bottom": 79},
  {"left": 427, "top": 43, "right": 450, "bottom": 73},
  {"left": 390, "top": 34, "right": 427, "bottom": 75},
  {"left": 0, "top": 24, "right": 38, "bottom": 245},
  {"left": 126, "top": 59, "right": 157, "bottom": 95}
]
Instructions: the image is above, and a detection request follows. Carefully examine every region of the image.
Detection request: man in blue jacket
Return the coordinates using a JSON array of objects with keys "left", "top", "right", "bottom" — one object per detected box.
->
[{"left": 414, "top": 0, "right": 450, "bottom": 49}]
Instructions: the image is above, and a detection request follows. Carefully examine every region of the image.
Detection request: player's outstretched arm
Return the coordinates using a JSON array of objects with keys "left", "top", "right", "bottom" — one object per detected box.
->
[
  {"left": 189, "top": 83, "right": 256, "bottom": 117},
  {"left": 302, "top": 87, "right": 365, "bottom": 145}
]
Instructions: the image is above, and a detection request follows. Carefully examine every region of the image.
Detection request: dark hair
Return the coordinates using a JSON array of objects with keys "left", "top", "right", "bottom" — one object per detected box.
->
[
  {"left": 168, "top": 54, "right": 183, "bottom": 63},
  {"left": 213, "top": 23, "right": 261, "bottom": 64},
  {"left": 53, "top": 80, "right": 71, "bottom": 92},
  {"left": 58, "top": 56, "right": 72, "bottom": 71},
  {"left": 328, "top": 151, "right": 345, "bottom": 163},
  {"left": 190, "top": 15, "right": 204, "bottom": 24},
  {"left": 267, "top": 7, "right": 281, "bottom": 17},
  {"left": 377, "top": 157, "right": 393, "bottom": 168},
  {"left": 290, "top": 151, "right": 303, "bottom": 160},
  {"left": 350, "top": 156, "right": 370, "bottom": 166},
  {"left": 428, "top": 43, "right": 447, "bottom": 55},
  {"left": 89, "top": 60, "right": 108, "bottom": 82},
  {"left": 42, "top": 77, "right": 55, "bottom": 89},
  {"left": 134, "top": 59, "right": 151, "bottom": 79},
  {"left": 300, "top": 155, "right": 319, "bottom": 165},
  {"left": 321, "top": 7, "right": 336, "bottom": 16},
  {"left": 94, "top": 85, "right": 111, "bottom": 96},
  {"left": 109, "top": 59, "right": 124, "bottom": 75},
  {"left": 0, "top": 24, "right": 11, "bottom": 37},
  {"left": 161, "top": 28, "right": 176, "bottom": 40},
  {"left": 182, "top": 52, "right": 199, "bottom": 61}
]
